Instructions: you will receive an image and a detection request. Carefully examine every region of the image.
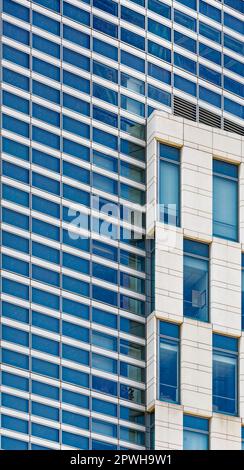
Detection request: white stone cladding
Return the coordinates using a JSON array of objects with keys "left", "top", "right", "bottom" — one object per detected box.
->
[{"left": 147, "top": 111, "right": 244, "bottom": 450}]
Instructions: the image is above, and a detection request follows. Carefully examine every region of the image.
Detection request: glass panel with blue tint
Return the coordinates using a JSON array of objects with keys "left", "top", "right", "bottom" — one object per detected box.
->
[
  {"left": 159, "top": 321, "right": 180, "bottom": 403},
  {"left": 213, "top": 334, "right": 238, "bottom": 416},
  {"left": 213, "top": 160, "right": 238, "bottom": 242},
  {"left": 184, "top": 240, "right": 209, "bottom": 322},
  {"left": 183, "top": 415, "right": 209, "bottom": 450},
  {"left": 159, "top": 144, "right": 180, "bottom": 227}
]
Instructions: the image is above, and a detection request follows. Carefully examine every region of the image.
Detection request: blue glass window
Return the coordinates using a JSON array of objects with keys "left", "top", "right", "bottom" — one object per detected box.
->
[
  {"left": 224, "top": 98, "right": 244, "bottom": 119},
  {"left": 93, "top": 16, "right": 118, "bottom": 38},
  {"left": 3, "top": 21, "right": 29, "bottom": 45},
  {"left": 93, "top": 83, "right": 118, "bottom": 106},
  {"left": 224, "top": 55, "right": 244, "bottom": 77},
  {"left": 224, "top": 77, "right": 244, "bottom": 99},
  {"left": 213, "top": 334, "right": 238, "bottom": 416},
  {"left": 121, "top": 6, "right": 145, "bottom": 28},
  {"left": 33, "top": 57, "right": 60, "bottom": 81},
  {"left": 121, "top": 50, "right": 145, "bottom": 72},
  {"left": 63, "top": 70, "right": 90, "bottom": 94},
  {"left": 63, "top": 48, "right": 90, "bottom": 71},
  {"left": 3, "top": 68, "right": 29, "bottom": 91},
  {"left": 174, "top": 31, "right": 196, "bottom": 53},
  {"left": 224, "top": 0, "right": 244, "bottom": 14},
  {"left": 93, "top": 38, "right": 118, "bottom": 61},
  {"left": 174, "top": 75, "right": 196, "bottom": 96},
  {"left": 199, "top": 1, "right": 221, "bottom": 22},
  {"left": 93, "top": 60, "right": 118, "bottom": 83},
  {"left": 33, "top": 34, "right": 60, "bottom": 58},
  {"left": 224, "top": 13, "right": 244, "bottom": 35},
  {"left": 33, "top": 11, "right": 60, "bottom": 35},
  {"left": 174, "top": 52, "right": 196, "bottom": 74},
  {"left": 92, "top": 307, "right": 117, "bottom": 329},
  {"left": 63, "top": 2, "right": 90, "bottom": 25},
  {"left": 148, "top": 18, "right": 171, "bottom": 40},
  {"left": 148, "top": 63, "right": 171, "bottom": 85},
  {"left": 242, "top": 253, "right": 244, "bottom": 330},
  {"left": 159, "top": 143, "right": 180, "bottom": 226},
  {"left": 159, "top": 321, "right": 180, "bottom": 403},
  {"left": 34, "top": 0, "right": 60, "bottom": 12},
  {"left": 199, "top": 86, "right": 221, "bottom": 108},
  {"left": 199, "top": 43, "right": 221, "bottom": 65},
  {"left": 148, "top": 40, "right": 171, "bottom": 62},
  {"left": 148, "top": 0, "right": 171, "bottom": 18},
  {"left": 93, "top": 0, "right": 118, "bottom": 16},
  {"left": 174, "top": 9, "right": 196, "bottom": 31},
  {"left": 3, "top": 44, "right": 29, "bottom": 68},
  {"left": 2, "top": 300, "right": 29, "bottom": 327},
  {"left": 213, "top": 160, "right": 238, "bottom": 242},
  {"left": 62, "top": 367, "right": 89, "bottom": 387},
  {"left": 92, "top": 418, "right": 117, "bottom": 438},
  {"left": 33, "top": 81, "right": 60, "bottom": 104},
  {"left": 199, "top": 64, "right": 221, "bottom": 86},
  {"left": 92, "top": 375, "right": 117, "bottom": 396},
  {"left": 183, "top": 415, "right": 209, "bottom": 449},
  {"left": 62, "top": 431, "right": 88, "bottom": 449},
  {"left": 3, "top": 114, "right": 29, "bottom": 137},
  {"left": 177, "top": 0, "right": 196, "bottom": 8},
  {"left": 3, "top": 89, "right": 29, "bottom": 113},
  {"left": 121, "top": 28, "right": 145, "bottom": 50},
  {"left": 3, "top": 0, "right": 30, "bottom": 21},
  {"left": 200, "top": 22, "right": 221, "bottom": 43},
  {"left": 184, "top": 240, "right": 209, "bottom": 322}
]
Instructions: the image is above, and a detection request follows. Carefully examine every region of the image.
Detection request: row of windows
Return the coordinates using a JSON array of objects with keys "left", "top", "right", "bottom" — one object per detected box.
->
[
  {"left": 0, "top": 413, "right": 145, "bottom": 446},
  {"left": 2, "top": 135, "right": 145, "bottom": 169},
  {"left": 1, "top": 274, "right": 145, "bottom": 315},
  {"left": 159, "top": 321, "right": 238, "bottom": 416},
  {"left": 2, "top": 319, "right": 144, "bottom": 364},
  {"left": 1, "top": 205, "right": 145, "bottom": 254},
  {"left": 4, "top": 0, "right": 243, "bottom": 37},
  {"left": 2, "top": 231, "right": 145, "bottom": 272},
  {"left": 159, "top": 144, "right": 240, "bottom": 241},
  {"left": 0, "top": 435, "right": 127, "bottom": 451},
  {"left": 2, "top": 325, "right": 144, "bottom": 381},
  {"left": 1, "top": 252, "right": 145, "bottom": 295},
  {"left": 1, "top": 349, "right": 145, "bottom": 404},
  {"left": 1, "top": 372, "right": 145, "bottom": 426},
  {"left": 3, "top": 15, "right": 243, "bottom": 69},
  {"left": 1, "top": 300, "right": 145, "bottom": 338},
  {"left": 3, "top": 43, "right": 243, "bottom": 119},
  {"left": 2, "top": 158, "right": 145, "bottom": 206}
]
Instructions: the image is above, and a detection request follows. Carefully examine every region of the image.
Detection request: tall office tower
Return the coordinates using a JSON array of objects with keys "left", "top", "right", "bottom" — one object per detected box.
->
[{"left": 0, "top": 0, "right": 243, "bottom": 451}]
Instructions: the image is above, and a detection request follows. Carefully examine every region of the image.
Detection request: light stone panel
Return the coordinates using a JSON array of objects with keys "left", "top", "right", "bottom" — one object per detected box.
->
[
  {"left": 154, "top": 402, "right": 183, "bottom": 450},
  {"left": 154, "top": 223, "right": 183, "bottom": 323},
  {"left": 181, "top": 146, "right": 212, "bottom": 239},
  {"left": 210, "top": 415, "right": 241, "bottom": 450},
  {"left": 211, "top": 239, "right": 241, "bottom": 334},
  {"left": 181, "top": 320, "right": 212, "bottom": 414}
]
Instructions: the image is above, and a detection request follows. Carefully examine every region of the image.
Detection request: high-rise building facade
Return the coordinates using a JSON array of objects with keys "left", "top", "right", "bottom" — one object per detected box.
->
[{"left": 0, "top": 0, "right": 243, "bottom": 451}]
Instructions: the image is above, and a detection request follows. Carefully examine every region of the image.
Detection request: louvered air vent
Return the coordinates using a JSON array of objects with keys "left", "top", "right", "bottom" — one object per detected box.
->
[
  {"left": 199, "top": 107, "right": 222, "bottom": 129},
  {"left": 173, "top": 96, "right": 196, "bottom": 122},
  {"left": 224, "top": 119, "right": 244, "bottom": 137}
]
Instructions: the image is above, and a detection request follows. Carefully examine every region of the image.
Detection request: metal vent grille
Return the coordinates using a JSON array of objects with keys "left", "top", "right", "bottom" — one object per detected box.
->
[
  {"left": 173, "top": 96, "right": 196, "bottom": 121},
  {"left": 199, "top": 107, "right": 222, "bottom": 129},
  {"left": 224, "top": 119, "right": 244, "bottom": 137}
]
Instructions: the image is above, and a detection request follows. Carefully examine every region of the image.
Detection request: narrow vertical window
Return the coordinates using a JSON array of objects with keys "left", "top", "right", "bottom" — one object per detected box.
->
[
  {"left": 158, "top": 143, "right": 180, "bottom": 227},
  {"left": 213, "top": 334, "right": 238, "bottom": 416},
  {"left": 159, "top": 321, "right": 180, "bottom": 404},
  {"left": 183, "top": 239, "right": 209, "bottom": 322},
  {"left": 183, "top": 415, "right": 209, "bottom": 450},
  {"left": 213, "top": 160, "right": 238, "bottom": 241},
  {"left": 242, "top": 253, "right": 244, "bottom": 330}
]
